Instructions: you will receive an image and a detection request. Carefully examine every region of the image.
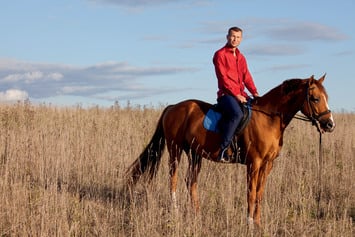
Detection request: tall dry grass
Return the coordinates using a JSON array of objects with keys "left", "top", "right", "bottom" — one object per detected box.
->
[{"left": 0, "top": 101, "right": 353, "bottom": 236}]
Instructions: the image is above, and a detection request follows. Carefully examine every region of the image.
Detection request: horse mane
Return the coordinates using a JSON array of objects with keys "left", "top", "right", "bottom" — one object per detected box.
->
[
  {"left": 253, "top": 78, "right": 314, "bottom": 120},
  {"left": 254, "top": 76, "right": 328, "bottom": 122},
  {"left": 256, "top": 78, "right": 304, "bottom": 106},
  {"left": 259, "top": 75, "right": 329, "bottom": 103},
  {"left": 282, "top": 76, "right": 327, "bottom": 96},
  {"left": 281, "top": 79, "right": 306, "bottom": 94}
]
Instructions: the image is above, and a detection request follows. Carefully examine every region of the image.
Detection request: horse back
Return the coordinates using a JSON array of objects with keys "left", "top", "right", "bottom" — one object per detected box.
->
[
  {"left": 162, "top": 99, "right": 212, "bottom": 134},
  {"left": 162, "top": 100, "right": 221, "bottom": 155}
]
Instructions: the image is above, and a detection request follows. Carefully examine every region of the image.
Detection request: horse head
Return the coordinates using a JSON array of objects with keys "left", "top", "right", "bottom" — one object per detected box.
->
[{"left": 300, "top": 74, "right": 335, "bottom": 133}]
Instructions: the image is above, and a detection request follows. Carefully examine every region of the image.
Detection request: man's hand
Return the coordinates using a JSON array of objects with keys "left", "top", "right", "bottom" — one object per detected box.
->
[{"left": 236, "top": 94, "right": 247, "bottom": 103}]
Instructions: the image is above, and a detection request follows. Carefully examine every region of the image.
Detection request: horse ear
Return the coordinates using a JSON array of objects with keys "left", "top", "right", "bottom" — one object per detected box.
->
[
  {"left": 318, "top": 73, "right": 326, "bottom": 83},
  {"left": 308, "top": 75, "right": 315, "bottom": 86}
]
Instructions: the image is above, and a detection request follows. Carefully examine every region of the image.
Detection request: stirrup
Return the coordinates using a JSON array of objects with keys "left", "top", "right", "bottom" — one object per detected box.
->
[{"left": 219, "top": 148, "right": 230, "bottom": 163}]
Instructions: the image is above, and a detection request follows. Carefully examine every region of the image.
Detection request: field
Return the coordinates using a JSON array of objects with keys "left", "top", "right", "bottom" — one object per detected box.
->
[{"left": 0, "top": 101, "right": 353, "bottom": 236}]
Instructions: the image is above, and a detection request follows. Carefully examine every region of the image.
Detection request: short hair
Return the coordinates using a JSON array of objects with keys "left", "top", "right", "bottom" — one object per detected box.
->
[{"left": 228, "top": 26, "right": 243, "bottom": 35}]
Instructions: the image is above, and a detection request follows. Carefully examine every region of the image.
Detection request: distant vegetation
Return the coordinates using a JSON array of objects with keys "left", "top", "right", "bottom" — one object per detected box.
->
[{"left": 0, "top": 101, "right": 353, "bottom": 236}]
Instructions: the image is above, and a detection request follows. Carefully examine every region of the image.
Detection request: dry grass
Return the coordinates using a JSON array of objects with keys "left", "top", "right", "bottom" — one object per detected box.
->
[{"left": 0, "top": 101, "right": 353, "bottom": 236}]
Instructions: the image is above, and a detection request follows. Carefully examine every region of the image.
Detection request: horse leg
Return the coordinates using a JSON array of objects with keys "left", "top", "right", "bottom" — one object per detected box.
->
[
  {"left": 246, "top": 159, "right": 261, "bottom": 226},
  {"left": 253, "top": 161, "right": 274, "bottom": 226},
  {"left": 185, "top": 150, "right": 202, "bottom": 213},
  {"left": 168, "top": 143, "right": 182, "bottom": 209}
]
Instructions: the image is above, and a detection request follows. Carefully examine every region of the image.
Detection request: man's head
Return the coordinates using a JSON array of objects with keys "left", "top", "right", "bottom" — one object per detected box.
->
[{"left": 226, "top": 26, "right": 243, "bottom": 48}]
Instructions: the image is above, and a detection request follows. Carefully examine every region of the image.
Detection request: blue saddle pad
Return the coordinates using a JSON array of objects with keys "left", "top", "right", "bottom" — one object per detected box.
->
[
  {"left": 203, "top": 100, "right": 253, "bottom": 134},
  {"left": 203, "top": 109, "right": 222, "bottom": 132}
]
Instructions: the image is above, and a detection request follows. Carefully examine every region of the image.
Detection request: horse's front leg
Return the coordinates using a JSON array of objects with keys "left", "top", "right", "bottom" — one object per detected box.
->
[
  {"left": 247, "top": 160, "right": 261, "bottom": 226},
  {"left": 185, "top": 151, "right": 202, "bottom": 213},
  {"left": 253, "top": 160, "right": 274, "bottom": 226}
]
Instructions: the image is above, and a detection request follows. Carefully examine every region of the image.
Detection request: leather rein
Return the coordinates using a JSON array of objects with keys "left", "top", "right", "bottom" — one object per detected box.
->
[{"left": 293, "top": 84, "right": 331, "bottom": 219}]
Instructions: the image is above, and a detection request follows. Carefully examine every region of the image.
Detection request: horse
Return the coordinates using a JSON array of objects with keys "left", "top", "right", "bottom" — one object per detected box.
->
[{"left": 125, "top": 75, "right": 335, "bottom": 226}]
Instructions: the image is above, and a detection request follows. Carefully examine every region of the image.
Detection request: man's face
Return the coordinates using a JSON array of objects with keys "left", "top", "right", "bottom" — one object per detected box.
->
[{"left": 226, "top": 30, "right": 242, "bottom": 48}]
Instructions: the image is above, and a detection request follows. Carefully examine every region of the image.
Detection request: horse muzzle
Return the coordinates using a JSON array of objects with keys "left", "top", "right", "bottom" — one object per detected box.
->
[{"left": 320, "top": 118, "right": 335, "bottom": 133}]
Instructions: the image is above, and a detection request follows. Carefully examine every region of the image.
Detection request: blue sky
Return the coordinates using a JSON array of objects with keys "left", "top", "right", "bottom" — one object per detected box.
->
[{"left": 0, "top": 0, "right": 354, "bottom": 111}]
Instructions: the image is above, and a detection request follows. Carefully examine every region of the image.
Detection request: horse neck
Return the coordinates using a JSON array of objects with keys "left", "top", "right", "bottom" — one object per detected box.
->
[{"left": 256, "top": 88, "right": 305, "bottom": 129}]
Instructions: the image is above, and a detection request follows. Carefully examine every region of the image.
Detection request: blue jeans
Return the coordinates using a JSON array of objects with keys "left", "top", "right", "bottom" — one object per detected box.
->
[{"left": 217, "top": 94, "right": 243, "bottom": 149}]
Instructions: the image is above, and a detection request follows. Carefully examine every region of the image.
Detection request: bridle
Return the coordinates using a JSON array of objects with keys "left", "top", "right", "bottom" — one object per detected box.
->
[{"left": 294, "top": 84, "right": 331, "bottom": 133}]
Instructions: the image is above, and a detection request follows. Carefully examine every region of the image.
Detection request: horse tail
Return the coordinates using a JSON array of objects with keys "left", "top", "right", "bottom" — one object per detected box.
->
[{"left": 125, "top": 106, "right": 169, "bottom": 186}]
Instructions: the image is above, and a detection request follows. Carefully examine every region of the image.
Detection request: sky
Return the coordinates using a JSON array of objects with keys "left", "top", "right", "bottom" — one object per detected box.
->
[{"left": 0, "top": 0, "right": 354, "bottom": 112}]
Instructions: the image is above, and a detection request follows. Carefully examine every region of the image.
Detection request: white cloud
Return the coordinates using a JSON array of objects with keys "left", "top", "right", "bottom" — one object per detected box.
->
[
  {"left": 0, "top": 58, "right": 197, "bottom": 101},
  {"left": 0, "top": 89, "right": 29, "bottom": 102},
  {"left": 48, "top": 72, "right": 63, "bottom": 81},
  {"left": 265, "top": 22, "right": 349, "bottom": 41},
  {"left": 246, "top": 44, "right": 305, "bottom": 56},
  {"left": 3, "top": 71, "right": 43, "bottom": 83},
  {"left": 60, "top": 85, "right": 98, "bottom": 94},
  {"left": 3, "top": 71, "right": 63, "bottom": 83}
]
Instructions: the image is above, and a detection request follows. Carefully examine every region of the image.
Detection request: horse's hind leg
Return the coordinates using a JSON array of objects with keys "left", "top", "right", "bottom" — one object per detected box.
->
[
  {"left": 168, "top": 142, "right": 182, "bottom": 209},
  {"left": 185, "top": 150, "right": 202, "bottom": 213}
]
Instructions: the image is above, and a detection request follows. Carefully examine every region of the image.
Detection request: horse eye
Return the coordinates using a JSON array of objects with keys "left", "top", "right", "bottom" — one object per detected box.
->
[{"left": 311, "top": 96, "right": 320, "bottom": 103}]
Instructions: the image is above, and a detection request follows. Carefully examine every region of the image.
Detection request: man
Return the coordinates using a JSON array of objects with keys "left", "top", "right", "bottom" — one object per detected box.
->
[{"left": 213, "top": 26, "right": 259, "bottom": 162}]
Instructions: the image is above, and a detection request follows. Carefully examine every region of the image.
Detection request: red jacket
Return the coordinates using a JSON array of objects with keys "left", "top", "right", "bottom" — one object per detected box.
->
[{"left": 213, "top": 45, "right": 258, "bottom": 98}]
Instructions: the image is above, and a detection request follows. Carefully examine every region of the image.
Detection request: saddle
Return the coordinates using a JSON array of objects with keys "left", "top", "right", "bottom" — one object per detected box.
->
[{"left": 203, "top": 99, "right": 252, "bottom": 164}]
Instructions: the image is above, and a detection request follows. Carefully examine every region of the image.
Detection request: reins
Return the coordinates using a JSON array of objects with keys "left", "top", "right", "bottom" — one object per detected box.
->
[
  {"left": 294, "top": 113, "right": 323, "bottom": 218},
  {"left": 295, "top": 82, "right": 330, "bottom": 219}
]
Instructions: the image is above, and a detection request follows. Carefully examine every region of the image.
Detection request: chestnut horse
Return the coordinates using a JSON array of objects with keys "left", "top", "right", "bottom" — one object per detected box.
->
[{"left": 126, "top": 75, "right": 335, "bottom": 226}]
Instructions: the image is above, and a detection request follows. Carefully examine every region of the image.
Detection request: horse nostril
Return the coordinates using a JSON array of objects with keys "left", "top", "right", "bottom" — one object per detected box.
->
[{"left": 326, "top": 121, "right": 335, "bottom": 130}]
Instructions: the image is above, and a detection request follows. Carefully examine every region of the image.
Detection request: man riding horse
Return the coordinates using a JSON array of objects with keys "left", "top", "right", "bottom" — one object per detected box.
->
[{"left": 213, "top": 26, "right": 259, "bottom": 162}]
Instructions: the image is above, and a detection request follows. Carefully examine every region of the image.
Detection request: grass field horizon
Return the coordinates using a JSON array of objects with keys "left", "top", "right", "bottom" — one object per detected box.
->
[{"left": 0, "top": 101, "right": 353, "bottom": 236}]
